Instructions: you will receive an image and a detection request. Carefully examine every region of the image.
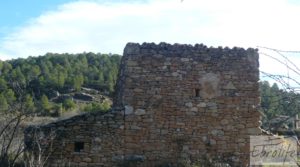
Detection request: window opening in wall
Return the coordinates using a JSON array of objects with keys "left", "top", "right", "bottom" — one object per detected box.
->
[
  {"left": 195, "top": 89, "right": 200, "bottom": 97},
  {"left": 74, "top": 142, "right": 84, "bottom": 152}
]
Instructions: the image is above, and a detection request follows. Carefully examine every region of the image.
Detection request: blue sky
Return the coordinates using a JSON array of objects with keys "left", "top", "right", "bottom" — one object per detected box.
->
[
  {"left": 0, "top": 0, "right": 74, "bottom": 36},
  {"left": 1, "top": 0, "right": 300, "bottom": 88}
]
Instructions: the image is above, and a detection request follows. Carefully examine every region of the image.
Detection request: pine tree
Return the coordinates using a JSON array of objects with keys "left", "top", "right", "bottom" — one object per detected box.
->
[
  {"left": 0, "top": 94, "right": 8, "bottom": 112},
  {"left": 41, "top": 94, "right": 51, "bottom": 112}
]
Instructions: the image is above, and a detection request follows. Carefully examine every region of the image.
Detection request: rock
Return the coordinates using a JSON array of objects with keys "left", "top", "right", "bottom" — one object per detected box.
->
[
  {"left": 247, "top": 128, "right": 261, "bottom": 135},
  {"left": 125, "top": 155, "right": 145, "bottom": 162},
  {"left": 133, "top": 88, "right": 143, "bottom": 92},
  {"left": 135, "top": 109, "right": 146, "bottom": 115},
  {"left": 83, "top": 157, "right": 92, "bottom": 163},
  {"left": 182, "top": 145, "right": 189, "bottom": 151},
  {"left": 190, "top": 107, "right": 198, "bottom": 112},
  {"left": 112, "top": 155, "right": 124, "bottom": 161},
  {"left": 172, "top": 72, "right": 179, "bottom": 77},
  {"left": 74, "top": 93, "right": 94, "bottom": 101},
  {"left": 210, "top": 139, "right": 217, "bottom": 145},
  {"left": 220, "top": 119, "right": 229, "bottom": 125},
  {"left": 185, "top": 102, "right": 193, "bottom": 108},
  {"left": 79, "top": 162, "right": 88, "bottom": 167},
  {"left": 161, "top": 129, "right": 168, "bottom": 135},
  {"left": 125, "top": 105, "right": 134, "bottom": 115},
  {"left": 224, "top": 81, "right": 236, "bottom": 90},
  {"left": 180, "top": 58, "right": 189, "bottom": 62},
  {"left": 202, "top": 136, "right": 208, "bottom": 143},
  {"left": 211, "top": 129, "right": 224, "bottom": 136},
  {"left": 197, "top": 102, "right": 206, "bottom": 108},
  {"left": 236, "top": 124, "right": 245, "bottom": 129},
  {"left": 207, "top": 102, "right": 217, "bottom": 108},
  {"left": 186, "top": 111, "right": 196, "bottom": 116},
  {"left": 73, "top": 156, "right": 81, "bottom": 162},
  {"left": 130, "top": 125, "right": 142, "bottom": 130},
  {"left": 94, "top": 137, "right": 102, "bottom": 143}
]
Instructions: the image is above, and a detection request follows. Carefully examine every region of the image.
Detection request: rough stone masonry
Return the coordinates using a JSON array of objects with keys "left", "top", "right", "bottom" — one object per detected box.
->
[{"left": 25, "top": 42, "right": 261, "bottom": 167}]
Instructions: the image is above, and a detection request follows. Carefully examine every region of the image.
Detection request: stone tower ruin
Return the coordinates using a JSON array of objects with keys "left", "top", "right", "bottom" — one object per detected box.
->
[{"left": 113, "top": 42, "right": 261, "bottom": 166}]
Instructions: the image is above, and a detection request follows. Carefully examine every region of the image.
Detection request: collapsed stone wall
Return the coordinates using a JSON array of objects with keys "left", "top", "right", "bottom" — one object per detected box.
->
[{"left": 25, "top": 42, "right": 261, "bottom": 167}]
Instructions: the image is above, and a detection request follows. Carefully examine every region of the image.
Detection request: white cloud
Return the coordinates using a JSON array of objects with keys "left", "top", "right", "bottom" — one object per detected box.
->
[
  {"left": 259, "top": 47, "right": 300, "bottom": 89},
  {"left": 1, "top": 0, "right": 300, "bottom": 80}
]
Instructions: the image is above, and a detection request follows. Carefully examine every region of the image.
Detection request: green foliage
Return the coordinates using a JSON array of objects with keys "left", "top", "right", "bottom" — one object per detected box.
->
[
  {"left": 63, "top": 99, "right": 76, "bottom": 110},
  {"left": 52, "top": 103, "right": 63, "bottom": 117},
  {"left": 72, "top": 74, "right": 84, "bottom": 91},
  {"left": 11, "top": 67, "right": 26, "bottom": 86},
  {"left": 24, "top": 94, "right": 35, "bottom": 113},
  {"left": 0, "top": 52, "right": 121, "bottom": 115},
  {"left": 5, "top": 52, "right": 120, "bottom": 94},
  {"left": 0, "top": 94, "right": 8, "bottom": 111},
  {"left": 40, "top": 94, "right": 51, "bottom": 112},
  {"left": 0, "top": 78, "right": 7, "bottom": 91},
  {"left": 4, "top": 89, "right": 15, "bottom": 105},
  {"left": 83, "top": 101, "right": 111, "bottom": 112},
  {"left": 260, "top": 81, "right": 300, "bottom": 128}
]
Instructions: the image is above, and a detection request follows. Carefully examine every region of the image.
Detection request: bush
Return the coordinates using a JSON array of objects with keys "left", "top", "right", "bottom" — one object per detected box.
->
[
  {"left": 63, "top": 99, "right": 75, "bottom": 110},
  {"left": 83, "top": 101, "right": 110, "bottom": 112}
]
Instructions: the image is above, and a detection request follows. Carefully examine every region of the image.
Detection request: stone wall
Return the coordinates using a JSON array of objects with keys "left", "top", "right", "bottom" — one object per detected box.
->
[
  {"left": 25, "top": 42, "right": 261, "bottom": 167},
  {"left": 25, "top": 112, "right": 125, "bottom": 166}
]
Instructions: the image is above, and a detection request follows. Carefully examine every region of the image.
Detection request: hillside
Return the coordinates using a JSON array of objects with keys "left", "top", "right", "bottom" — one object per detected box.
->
[{"left": 0, "top": 52, "right": 121, "bottom": 116}]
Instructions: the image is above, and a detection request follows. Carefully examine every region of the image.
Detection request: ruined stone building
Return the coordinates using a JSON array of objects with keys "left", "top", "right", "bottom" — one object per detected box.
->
[{"left": 25, "top": 43, "right": 261, "bottom": 166}]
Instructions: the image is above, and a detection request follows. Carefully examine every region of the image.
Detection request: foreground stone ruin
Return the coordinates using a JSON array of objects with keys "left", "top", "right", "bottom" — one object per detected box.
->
[{"left": 25, "top": 42, "right": 261, "bottom": 166}]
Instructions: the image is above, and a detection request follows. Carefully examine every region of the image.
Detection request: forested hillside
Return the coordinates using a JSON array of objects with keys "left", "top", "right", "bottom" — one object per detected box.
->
[
  {"left": 0, "top": 53, "right": 121, "bottom": 116},
  {"left": 260, "top": 81, "right": 300, "bottom": 129}
]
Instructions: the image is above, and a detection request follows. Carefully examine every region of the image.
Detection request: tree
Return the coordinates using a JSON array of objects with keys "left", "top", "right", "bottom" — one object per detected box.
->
[
  {"left": 72, "top": 74, "right": 84, "bottom": 91},
  {"left": 98, "top": 71, "right": 104, "bottom": 83},
  {"left": 4, "top": 89, "right": 16, "bottom": 105},
  {"left": 24, "top": 94, "right": 35, "bottom": 113},
  {"left": 63, "top": 99, "right": 75, "bottom": 110},
  {"left": 107, "top": 73, "right": 115, "bottom": 93},
  {"left": 0, "top": 94, "right": 8, "bottom": 111},
  {"left": 0, "top": 78, "right": 7, "bottom": 92},
  {"left": 28, "top": 65, "right": 41, "bottom": 81},
  {"left": 11, "top": 67, "right": 26, "bottom": 86},
  {"left": 40, "top": 95, "right": 51, "bottom": 113},
  {"left": 0, "top": 60, "right": 3, "bottom": 72}
]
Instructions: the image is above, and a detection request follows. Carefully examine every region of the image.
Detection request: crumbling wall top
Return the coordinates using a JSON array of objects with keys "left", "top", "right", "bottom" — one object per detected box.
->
[{"left": 124, "top": 42, "right": 258, "bottom": 58}]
